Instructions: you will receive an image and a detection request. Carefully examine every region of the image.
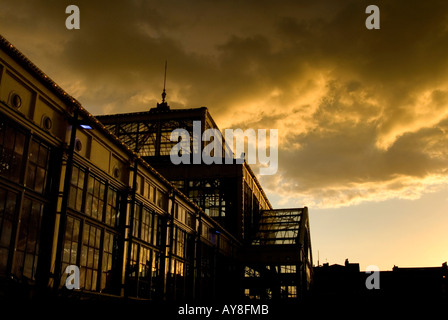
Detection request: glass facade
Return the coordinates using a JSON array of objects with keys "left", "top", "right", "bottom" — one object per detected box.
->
[
  {"left": 26, "top": 139, "right": 51, "bottom": 194},
  {"left": 61, "top": 163, "right": 122, "bottom": 293},
  {"left": 129, "top": 243, "right": 159, "bottom": 299},
  {"left": 252, "top": 209, "right": 302, "bottom": 245},
  {"left": 0, "top": 111, "right": 310, "bottom": 303},
  {"left": 0, "top": 118, "right": 26, "bottom": 184},
  {"left": 128, "top": 199, "right": 163, "bottom": 299},
  {"left": 0, "top": 114, "right": 55, "bottom": 284},
  {"left": 13, "top": 197, "right": 44, "bottom": 281},
  {"left": 0, "top": 37, "right": 312, "bottom": 305},
  {"left": 242, "top": 208, "right": 313, "bottom": 301}
]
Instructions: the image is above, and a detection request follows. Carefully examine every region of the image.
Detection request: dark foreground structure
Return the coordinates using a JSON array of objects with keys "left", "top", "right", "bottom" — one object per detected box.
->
[
  {"left": 0, "top": 34, "right": 313, "bottom": 315},
  {"left": 311, "top": 260, "right": 448, "bottom": 313}
]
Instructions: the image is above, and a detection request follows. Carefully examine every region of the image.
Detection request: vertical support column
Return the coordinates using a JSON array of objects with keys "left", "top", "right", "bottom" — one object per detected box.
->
[
  {"left": 124, "top": 158, "right": 138, "bottom": 298},
  {"left": 125, "top": 122, "right": 139, "bottom": 298},
  {"left": 165, "top": 188, "right": 175, "bottom": 300},
  {"left": 52, "top": 107, "right": 79, "bottom": 291},
  {"left": 195, "top": 211, "right": 202, "bottom": 300}
]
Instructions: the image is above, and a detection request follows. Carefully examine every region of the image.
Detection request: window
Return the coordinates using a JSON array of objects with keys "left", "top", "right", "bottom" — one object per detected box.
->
[
  {"left": 139, "top": 246, "right": 152, "bottom": 279},
  {"left": 101, "top": 231, "right": 117, "bottom": 292},
  {"left": 0, "top": 116, "right": 57, "bottom": 284},
  {"left": 61, "top": 215, "right": 120, "bottom": 293},
  {"left": 156, "top": 189, "right": 168, "bottom": 211},
  {"left": 205, "top": 193, "right": 221, "bottom": 217},
  {"left": 26, "top": 139, "right": 51, "bottom": 194},
  {"left": 132, "top": 203, "right": 141, "bottom": 238},
  {"left": 201, "top": 224, "right": 209, "bottom": 240},
  {"left": 129, "top": 243, "right": 139, "bottom": 279},
  {"left": 188, "top": 189, "right": 202, "bottom": 208},
  {"left": 175, "top": 260, "right": 184, "bottom": 277},
  {"left": 280, "top": 265, "right": 297, "bottom": 274},
  {"left": 136, "top": 174, "right": 144, "bottom": 195},
  {"left": 280, "top": 285, "right": 297, "bottom": 299},
  {"left": 244, "top": 266, "right": 260, "bottom": 278},
  {"left": 61, "top": 215, "right": 80, "bottom": 286},
  {"left": 105, "top": 187, "right": 119, "bottom": 227},
  {"left": 140, "top": 207, "right": 153, "bottom": 244},
  {"left": 159, "top": 128, "right": 178, "bottom": 156},
  {"left": 129, "top": 243, "right": 158, "bottom": 299},
  {"left": 173, "top": 227, "right": 186, "bottom": 258},
  {"left": 149, "top": 184, "right": 155, "bottom": 203},
  {"left": 68, "top": 165, "right": 85, "bottom": 212},
  {"left": 85, "top": 174, "right": 106, "bottom": 221},
  {"left": 175, "top": 204, "right": 186, "bottom": 223},
  {"left": 68, "top": 165, "right": 121, "bottom": 227},
  {"left": 80, "top": 224, "right": 101, "bottom": 291},
  {"left": 0, "top": 188, "right": 17, "bottom": 274},
  {"left": 133, "top": 204, "right": 156, "bottom": 245},
  {"left": 13, "top": 197, "right": 44, "bottom": 281},
  {"left": 252, "top": 209, "right": 302, "bottom": 245},
  {"left": 153, "top": 214, "right": 160, "bottom": 246},
  {"left": 143, "top": 180, "right": 150, "bottom": 199},
  {"left": 186, "top": 211, "right": 195, "bottom": 229},
  {"left": 171, "top": 180, "right": 184, "bottom": 189},
  {"left": 0, "top": 119, "right": 26, "bottom": 184}
]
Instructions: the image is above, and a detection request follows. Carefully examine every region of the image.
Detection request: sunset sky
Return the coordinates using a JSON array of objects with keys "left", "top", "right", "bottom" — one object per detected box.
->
[{"left": 1, "top": 0, "right": 448, "bottom": 270}]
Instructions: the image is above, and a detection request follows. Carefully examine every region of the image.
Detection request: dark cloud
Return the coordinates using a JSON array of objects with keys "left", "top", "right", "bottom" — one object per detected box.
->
[{"left": 2, "top": 0, "right": 448, "bottom": 207}]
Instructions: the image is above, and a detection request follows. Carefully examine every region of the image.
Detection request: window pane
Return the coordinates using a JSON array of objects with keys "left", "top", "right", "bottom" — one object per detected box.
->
[
  {"left": 76, "top": 191, "right": 83, "bottom": 212},
  {"left": 105, "top": 187, "right": 119, "bottom": 227},
  {"left": 62, "top": 215, "right": 80, "bottom": 268},
  {"left": 84, "top": 174, "right": 105, "bottom": 221},
  {"left": 13, "top": 198, "right": 44, "bottom": 281},
  {"left": 71, "top": 166, "right": 79, "bottom": 185},
  {"left": 37, "top": 145, "right": 48, "bottom": 167},
  {"left": 23, "top": 254, "right": 34, "bottom": 279},
  {"left": 0, "top": 189, "right": 17, "bottom": 273},
  {"left": 28, "top": 140, "right": 39, "bottom": 164},
  {"left": 25, "top": 163, "right": 36, "bottom": 189},
  {"left": 80, "top": 246, "right": 87, "bottom": 266},
  {"left": 0, "top": 190, "right": 16, "bottom": 248},
  {"left": 0, "top": 247, "right": 8, "bottom": 273},
  {"left": 14, "top": 132, "right": 25, "bottom": 156},
  {"left": 80, "top": 224, "right": 101, "bottom": 292},
  {"left": 0, "top": 120, "right": 26, "bottom": 183},
  {"left": 26, "top": 139, "right": 51, "bottom": 194},
  {"left": 69, "top": 165, "right": 85, "bottom": 212}
]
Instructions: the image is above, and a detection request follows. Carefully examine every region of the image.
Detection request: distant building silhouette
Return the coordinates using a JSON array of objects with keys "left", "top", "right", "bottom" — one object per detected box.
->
[
  {"left": 313, "top": 259, "right": 362, "bottom": 298},
  {"left": 312, "top": 260, "right": 448, "bottom": 304},
  {"left": 378, "top": 263, "right": 448, "bottom": 300}
]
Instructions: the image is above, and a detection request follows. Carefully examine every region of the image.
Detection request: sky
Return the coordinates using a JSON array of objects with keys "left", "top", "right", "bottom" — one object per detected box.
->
[{"left": 1, "top": 0, "right": 448, "bottom": 270}]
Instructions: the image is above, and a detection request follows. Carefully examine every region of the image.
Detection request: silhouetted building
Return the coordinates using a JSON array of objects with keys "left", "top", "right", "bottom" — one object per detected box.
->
[
  {"left": 0, "top": 34, "right": 312, "bottom": 305},
  {"left": 312, "top": 259, "right": 362, "bottom": 299},
  {"left": 312, "top": 260, "right": 448, "bottom": 305},
  {"left": 378, "top": 263, "right": 448, "bottom": 301}
]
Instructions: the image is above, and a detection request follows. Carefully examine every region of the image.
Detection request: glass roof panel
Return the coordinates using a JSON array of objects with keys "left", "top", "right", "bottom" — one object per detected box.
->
[{"left": 252, "top": 209, "right": 303, "bottom": 245}]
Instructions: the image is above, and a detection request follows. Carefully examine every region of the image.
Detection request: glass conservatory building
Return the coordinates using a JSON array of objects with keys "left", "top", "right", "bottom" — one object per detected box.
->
[{"left": 0, "top": 34, "right": 312, "bottom": 305}]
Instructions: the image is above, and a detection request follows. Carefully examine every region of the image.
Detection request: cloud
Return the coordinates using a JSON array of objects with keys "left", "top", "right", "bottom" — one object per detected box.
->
[{"left": 2, "top": 0, "right": 448, "bottom": 208}]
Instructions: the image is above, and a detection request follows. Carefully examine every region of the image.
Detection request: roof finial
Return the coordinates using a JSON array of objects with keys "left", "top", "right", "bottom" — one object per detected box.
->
[
  {"left": 161, "top": 60, "right": 167, "bottom": 103},
  {"left": 155, "top": 60, "right": 170, "bottom": 111}
]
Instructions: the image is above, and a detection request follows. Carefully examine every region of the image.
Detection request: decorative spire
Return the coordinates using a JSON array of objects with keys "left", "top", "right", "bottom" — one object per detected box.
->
[
  {"left": 161, "top": 60, "right": 167, "bottom": 103},
  {"left": 156, "top": 60, "right": 170, "bottom": 110}
]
